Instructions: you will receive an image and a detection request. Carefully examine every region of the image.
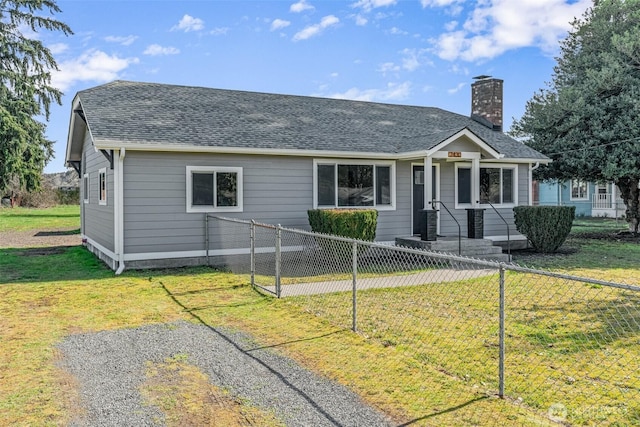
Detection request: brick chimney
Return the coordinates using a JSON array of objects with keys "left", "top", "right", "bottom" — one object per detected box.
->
[{"left": 471, "top": 76, "right": 503, "bottom": 131}]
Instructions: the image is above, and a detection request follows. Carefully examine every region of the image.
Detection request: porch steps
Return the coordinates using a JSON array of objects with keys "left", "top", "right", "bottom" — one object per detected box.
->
[{"left": 394, "top": 236, "right": 511, "bottom": 263}]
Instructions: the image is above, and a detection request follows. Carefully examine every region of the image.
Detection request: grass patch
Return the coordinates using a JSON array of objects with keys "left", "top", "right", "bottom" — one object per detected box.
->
[
  {"left": 0, "top": 205, "right": 80, "bottom": 232},
  {"left": 140, "top": 354, "right": 283, "bottom": 426}
]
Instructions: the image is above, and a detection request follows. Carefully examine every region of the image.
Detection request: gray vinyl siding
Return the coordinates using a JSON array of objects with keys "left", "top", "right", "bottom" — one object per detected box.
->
[
  {"left": 123, "top": 153, "right": 409, "bottom": 255},
  {"left": 81, "top": 130, "right": 115, "bottom": 252}
]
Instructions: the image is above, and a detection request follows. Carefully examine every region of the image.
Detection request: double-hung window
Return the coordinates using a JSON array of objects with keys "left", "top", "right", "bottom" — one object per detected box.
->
[
  {"left": 98, "top": 168, "right": 107, "bottom": 205},
  {"left": 83, "top": 173, "right": 89, "bottom": 204},
  {"left": 570, "top": 179, "right": 588, "bottom": 200},
  {"left": 186, "top": 166, "right": 243, "bottom": 213},
  {"left": 314, "top": 160, "right": 394, "bottom": 209},
  {"left": 456, "top": 164, "right": 517, "bottom": 207}
]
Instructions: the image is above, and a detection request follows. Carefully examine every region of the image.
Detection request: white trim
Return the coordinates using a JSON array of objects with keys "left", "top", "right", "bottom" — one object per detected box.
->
[
  {"left": 186, "top": 166, "right": 244, "bottom": 213},
  {"left": 123, "top": 245, "right": 306, "bottom": 262},
  {"left": 83, "top": 235, "right": 118, "bottom": 261},
  {"left": 312, "top": 159, "right": 396, "bottom": 210},
  {"left": 91, "top": 138, "right": 548, "bottom": 164},
  {"left": 454, "top": 162, "right": 519, "bottom": 209},
  {"left": 83, "top": 173, "right": 89, "bottom": 204},
  {"left": 425, "top": 128, "right": 503, "bottom": 159},
  {"left": 98, "top": 167, "right": 107, "bottom": 205},
  {"left": 115, "top": 148, "right": 126, "bottom": 274}
]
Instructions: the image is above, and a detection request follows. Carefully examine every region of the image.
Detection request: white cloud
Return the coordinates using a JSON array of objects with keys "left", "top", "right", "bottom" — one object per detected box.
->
[
  {"left": 293, "top": 15, "right": 339, "bottom": 41},
  {"left": 389, "top": 27, "right": 408, "bottom": 36},
  {"left": 51, "top": 49, "right": 139, "bottom": 91},
  {"left": 143, "top": 44, "right": 180, "bottom": 56},
  {"left": 171, "top": 14, "right": 204, "bottom": 32},
  {"left": 290, "top": 0, "right": 314, "bottom": 13},
  {"left": 432, "top": 0, "right": 591, "bottom": 62},
  {"left": 421, "top": 0, "right": 460, "bottom": 7},
  {"left": 352, "top": 0, "right": 397, "bottom": 12},
  {"left": 48, "top": 43, "right": 68, "bottom": 55},
  {"left": 271, "top": 19, "right": 291, "bottom": 31},
  {"left": 378, "top": 62, "right": 400, "bottom": 76},
  {"left": 210, "top": 27, "right": 229, "bottom": 35},
  {"left": 328, "top": 81, "right": 411, "bottom": 102},
  {"left": 401, "top": 48, "right": 420, "bottom": 71},
  {"left": 447, "top": 82, "right": 465, "bottom": 94},
  {"left": 444, "top": 20, "right": 458, "bottom": 31},
  {"left": 354, "top": 14, "right": 368, "bottom": 26},
  {"left": 104, "top": 35, "right": 138, "bottom": 46}
]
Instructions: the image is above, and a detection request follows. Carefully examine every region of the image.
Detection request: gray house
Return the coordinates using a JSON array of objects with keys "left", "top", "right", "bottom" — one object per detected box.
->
[{"left": 65, "top": 78, "right": 548, "bottom": 273}]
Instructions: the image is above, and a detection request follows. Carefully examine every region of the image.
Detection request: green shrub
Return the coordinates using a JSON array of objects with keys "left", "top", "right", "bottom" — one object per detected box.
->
[
  {"left": 513, "top": 206, "right": 576, "bottom": 253},
  {"left": 307, "top": 209, "right": 378, "bottom": 241}
]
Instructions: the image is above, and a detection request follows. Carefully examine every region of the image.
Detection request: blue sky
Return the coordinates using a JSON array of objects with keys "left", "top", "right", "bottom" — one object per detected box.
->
[{"left": 40, "top": 0, "right": 592, "bottom": 173}]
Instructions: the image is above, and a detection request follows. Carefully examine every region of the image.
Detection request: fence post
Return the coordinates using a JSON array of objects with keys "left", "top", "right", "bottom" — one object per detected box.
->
[
  {"left": 250, "top": 220, "right": 256, "bottom": 288},
  {"left": 499, "top": 263, "right": 505, "bottom": 398},
  {"left": 352, "top": 240, "right": 358, "bottom": 332},
  {"left": 205, "top": 214, "right": 210, "bottom": 266},
  {"left": 275, "top": 224, "right": 282, "bottom": 298}
]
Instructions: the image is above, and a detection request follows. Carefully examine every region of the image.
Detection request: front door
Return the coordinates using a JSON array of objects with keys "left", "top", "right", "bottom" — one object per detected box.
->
[{"left": 412, "top": 165, "right": 439, "bottom": 235}]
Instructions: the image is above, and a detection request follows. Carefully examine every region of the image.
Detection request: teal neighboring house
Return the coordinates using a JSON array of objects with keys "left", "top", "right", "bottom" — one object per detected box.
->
[{"left": 536, "top": 179, "right": 625, "bottom": 218}]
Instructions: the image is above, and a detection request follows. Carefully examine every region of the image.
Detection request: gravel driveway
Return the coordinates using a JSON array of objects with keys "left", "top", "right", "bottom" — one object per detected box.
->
[{"left": 57, "top": 321, "right": 393, "bottom": 427}]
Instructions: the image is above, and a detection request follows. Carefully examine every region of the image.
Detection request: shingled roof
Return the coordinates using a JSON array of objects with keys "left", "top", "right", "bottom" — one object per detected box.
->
[{"left": 71, "top": 80, "right": 548, "bottom": 160}]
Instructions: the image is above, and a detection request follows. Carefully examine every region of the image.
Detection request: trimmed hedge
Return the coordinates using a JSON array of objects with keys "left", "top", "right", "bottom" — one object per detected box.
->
[
  {"left": 513, "top": 206, "right": 575, "bottom": 253},
  {"left": 307, "top": 209, "right": 378, "bottom": 241}
]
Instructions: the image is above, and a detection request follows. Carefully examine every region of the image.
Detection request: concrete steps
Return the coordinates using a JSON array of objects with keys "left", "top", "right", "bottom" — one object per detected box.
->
[{"left": 395, "top": 236, "right": 511, "bottom": 263}]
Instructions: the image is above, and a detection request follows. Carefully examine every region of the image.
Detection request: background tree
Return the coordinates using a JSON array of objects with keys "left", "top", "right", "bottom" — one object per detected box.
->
[
  {"left": 511, "top": 0, "right": 640, "bottom": 232},
  {"left": 0, "top": 0, "right": 72, "bottom": 196}
]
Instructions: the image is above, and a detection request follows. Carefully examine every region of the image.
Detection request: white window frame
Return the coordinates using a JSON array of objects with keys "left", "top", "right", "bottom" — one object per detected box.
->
[
  {"left": 570, "top": 179, "right": 588, "bottom": 201},
  {"left": 83, "top": 173, "right": 89, "bottom": 204},
  {"left": 312, "top": 159, "right": 396, "bottom": 210},
  {"left": 455, "top": 163, "right": 518, "bottom": 209},
  {"left": 98, "top": 168, "right": 107, "bottom": 206},
  {"left": 186, "top": 166, "right": 243, "bottom": 213}
]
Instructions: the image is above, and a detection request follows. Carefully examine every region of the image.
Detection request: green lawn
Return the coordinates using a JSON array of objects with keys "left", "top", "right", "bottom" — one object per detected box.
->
[
  {"left": 0, "top": 205, "right": 80, "bottom": 232},
  {"left": 1, "top": 210, "right": 638, "bottom": 426}
]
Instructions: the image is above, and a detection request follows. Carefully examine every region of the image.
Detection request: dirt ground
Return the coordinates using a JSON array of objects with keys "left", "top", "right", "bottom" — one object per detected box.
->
[{"left": 0, "top": 229, "right": 81, "bottom": 249}]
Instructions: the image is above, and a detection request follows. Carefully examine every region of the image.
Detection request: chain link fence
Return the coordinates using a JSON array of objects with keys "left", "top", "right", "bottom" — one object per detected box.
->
[{"left": 206, "top": 215, "right": 640, "bottom": 425}]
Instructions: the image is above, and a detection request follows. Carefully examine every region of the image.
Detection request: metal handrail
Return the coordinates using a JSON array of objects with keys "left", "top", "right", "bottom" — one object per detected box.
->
[
  {"left": 482, "top": 200, "right": 511, "bottom": 261},
  {"left": 432, "top": 200, "right": 461, "bottom": 255}
]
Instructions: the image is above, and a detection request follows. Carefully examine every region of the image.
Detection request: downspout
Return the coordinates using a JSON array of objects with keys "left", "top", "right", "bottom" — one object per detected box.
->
[
  {"left": 529, "top": 162, "right": 540, "bottom": 205},
  {"left": 115, "top": 148, "right": 126, "bottom": 275}
]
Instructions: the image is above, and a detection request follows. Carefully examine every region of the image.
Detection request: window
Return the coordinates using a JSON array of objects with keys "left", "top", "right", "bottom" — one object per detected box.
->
[
  {"left": 314, "top": 160, "right": 394, "bottom": 209},
  {"left": 186, "top": 166, "right": 243, "bottom": 213},
  {"left": 83, "top": 173, "right": 89, "bottom": 204},
  {"left": 571, "top": 180, "right": 588, "bottom": 200},
  {"left": 480, "top": 167, "right": 514, "bottom": 204},
  {"left": 98, "top": 168, "right": 107, "bottom": 205},
  {"left": 456, "top": 164, "right": 517, "bottom": 207}
]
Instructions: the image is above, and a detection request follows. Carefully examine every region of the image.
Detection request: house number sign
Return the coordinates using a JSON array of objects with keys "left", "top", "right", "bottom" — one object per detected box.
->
[{"left": 448, "top": 151, "right": 462, "bottom": 158}]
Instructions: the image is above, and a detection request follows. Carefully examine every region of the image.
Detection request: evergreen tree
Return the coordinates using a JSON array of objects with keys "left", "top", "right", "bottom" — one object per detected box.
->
[
  {"left": 511, "top": 0, "right": 640, "bottom": 232},
  {"left": 0, "top": 0, "right": 72, "bottom": 194}
]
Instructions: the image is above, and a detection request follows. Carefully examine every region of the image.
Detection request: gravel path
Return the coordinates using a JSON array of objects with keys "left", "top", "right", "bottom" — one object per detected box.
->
[{"left": 57, "top": 321, "right": 393, "bottom": 427}]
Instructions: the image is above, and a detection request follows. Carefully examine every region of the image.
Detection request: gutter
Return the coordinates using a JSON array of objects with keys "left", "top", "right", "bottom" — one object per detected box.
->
[{"left": 115, "top": 147, "right": 126, "bottom": 275}]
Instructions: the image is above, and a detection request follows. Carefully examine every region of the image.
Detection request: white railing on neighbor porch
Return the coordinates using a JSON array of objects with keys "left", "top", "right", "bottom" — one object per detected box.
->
[{"left": 592, "top": 193, "right": 625, "bottom": 210}]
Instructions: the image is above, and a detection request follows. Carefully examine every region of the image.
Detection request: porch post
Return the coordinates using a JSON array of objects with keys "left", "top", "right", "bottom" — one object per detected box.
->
[
  {"left": 472, "top": 157, "right": 480, "bottom": 207},
  {"left": 424, "top": 156, "right": 433, "bottom": 209}
]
